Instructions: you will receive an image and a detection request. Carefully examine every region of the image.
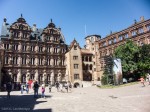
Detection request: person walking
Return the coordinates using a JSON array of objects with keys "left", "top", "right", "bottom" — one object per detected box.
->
[
  {"left": 65, "top": 82, "right": 69, "bottom": 93},
  {"left": 147, "top": 73, "right": 150, "bottom": 85},
  {"left": 21, "top": 83, "right": 24, "bottom": 94},
  {"left": 48, "top": 82, "right": 52, "bottom": 93},
  {"left": 26, "top": 83, "right": 29, "bottom": 94},
  {"left": 6, "top": 82, "right": 12, "bottom": 99},
  {"left": 41, "top": 85, "right": 45, "bottom": 98},
  {"left": 33, "top": 81, "right": 39, "bottom": 98},
  {"left": 55, "top": 81, "right": 60, "bottom": 92},
  {"left": 139, "top": 77, "right": 145, "bottom": 87}
]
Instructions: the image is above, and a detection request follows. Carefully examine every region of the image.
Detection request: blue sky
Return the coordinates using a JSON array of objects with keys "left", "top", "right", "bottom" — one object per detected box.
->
[{"left": 0, "top": 0, "right": 150, "bottom": 47}]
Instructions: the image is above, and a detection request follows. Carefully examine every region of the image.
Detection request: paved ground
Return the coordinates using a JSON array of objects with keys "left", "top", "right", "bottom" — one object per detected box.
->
[{"left": 0, "top": 83, "right": 150, "bottom": 112}]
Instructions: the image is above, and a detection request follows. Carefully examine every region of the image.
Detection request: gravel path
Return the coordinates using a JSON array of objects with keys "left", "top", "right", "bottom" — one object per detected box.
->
[{"left": 0, "top": 83, "right": 150, "bottom": 112}]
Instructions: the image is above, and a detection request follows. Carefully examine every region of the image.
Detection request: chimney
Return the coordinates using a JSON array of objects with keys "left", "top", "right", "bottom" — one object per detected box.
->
[
  {"left": 33, "top": 24, "right": 37, "bottom": 32},
  {"left": 140, "top": 16, "right": 144, "bottom": 21}
]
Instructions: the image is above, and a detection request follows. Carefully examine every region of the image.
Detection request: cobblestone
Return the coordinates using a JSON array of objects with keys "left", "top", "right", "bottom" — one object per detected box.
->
[{"left": 0, "top": 83, "right": 150, "bottom": 112}]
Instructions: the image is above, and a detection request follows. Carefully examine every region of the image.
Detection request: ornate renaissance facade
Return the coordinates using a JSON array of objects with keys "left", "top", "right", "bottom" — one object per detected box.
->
[
  {"left": 96, "top": 17, "right": 150, "bottom": 77},
  {"left": 0, "top": 16, "right": 150, "bottom": 88},
  {"left": 0, "top": 15, "right": 67, "bottom": 85}
]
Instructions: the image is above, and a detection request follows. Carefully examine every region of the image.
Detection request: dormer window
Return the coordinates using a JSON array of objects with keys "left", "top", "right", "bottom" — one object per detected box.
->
[{"left": 74, "top": 45, "right": 77, "bottom": 50}]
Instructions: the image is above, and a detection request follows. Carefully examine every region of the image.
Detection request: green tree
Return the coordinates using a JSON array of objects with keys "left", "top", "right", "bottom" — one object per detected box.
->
[
  {"left": 138, "top": 44, "right": 150, "bottom": 76},
  {"left": 114, "top": 40, "right": 139, "bottom": 76}
]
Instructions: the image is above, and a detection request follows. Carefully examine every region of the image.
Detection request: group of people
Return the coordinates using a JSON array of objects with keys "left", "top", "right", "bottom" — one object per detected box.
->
[
  {"left": 4, "top": 81, "right": 72, "bottom": 99},
  {"left": 139, "top": 73, "right": 150, "bottom": 87}
]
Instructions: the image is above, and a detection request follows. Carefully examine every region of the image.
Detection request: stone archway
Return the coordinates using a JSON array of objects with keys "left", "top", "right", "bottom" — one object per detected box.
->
[
  {"left": 83, "top": 73, "right": 92, "bottom": 81},
  {"left": 74, "top": 82, "right": 80, "bottom": 88}
]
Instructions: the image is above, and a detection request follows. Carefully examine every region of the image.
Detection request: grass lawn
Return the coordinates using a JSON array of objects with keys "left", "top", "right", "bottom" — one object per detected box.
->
[{"left": 98, "top": 81, "right": 139, "bottom": 89}]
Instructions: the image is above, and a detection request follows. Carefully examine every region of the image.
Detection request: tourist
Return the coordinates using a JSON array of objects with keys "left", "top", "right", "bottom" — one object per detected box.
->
[
  {"left": 21, "top": 83, "right": 25, "bottom": 94},
  {"left": 59, "top": 83, "right": 63, "bottom": 92},
  {"left": 6, "top": 82, "right": 12, "bottom": 99},
  {"left": 68, "top": 81, "right": 72, "bottom": 92},
  {"left": 64, "top": 82, "right": 69, "bottom": 93},
  {"left": 147, "top": 73, "right": 150, "bottom": 85},
  {"left": 48, "top": 82, "right": 52, "bottom": 93},
  {"left": 139, "top": 77, "right": 145, "bottom": 87},
  {"left": 26, "top": 83, "right": 29, "bottom": 94},
  {"left": 41, "top": 85, "right": 45, "bottom": 98},
  {"left": 33, "top": 81, "right": 39, "bottom": 98},
  {"left": 55, "top": 81, "right": 60, "bottom": 92}
]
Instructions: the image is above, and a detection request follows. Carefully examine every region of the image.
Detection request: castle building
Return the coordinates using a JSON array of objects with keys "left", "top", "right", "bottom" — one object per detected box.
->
[
  {"left": 0, "top": 15, "right": 150, "bottom": 88},
  {"left": 97, "top": 17, "right": 150, "bottom": 77},
  {"left": 0, "top": 15, "right": 67, "bottom": 85}
]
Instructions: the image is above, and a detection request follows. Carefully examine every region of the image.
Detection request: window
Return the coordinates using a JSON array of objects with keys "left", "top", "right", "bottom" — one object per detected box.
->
[
  {"left": 73, "top": 56, "right": 78, "bottom": 60},
  {"left": 74, "top": 64, "right": 79, "bottom": 69},
  {"left": 31, "top": 58, "right": 35, "bottom": 65},
  {"left": 74, "top": 45, "right": 77, "bottom": 50},
  {"left": 4, "top": 44, "right": 9, "bottom": 50},
  {"left": 94, "top": 68, "right": 96, "bottom": 71},
  {"left": 39, "top": 46, "right": 42, "bottom": 52},
  {"left": 5, "top": 57, "right": 9, "bottom": 64},
  {"left": 13, "top": 45, "right": 18, "bottom": 50},
  {"left": 103, "top": 42, "right": 106, "bottom": 46},
  {"left": 74, "top": 74, "right": 79, "bottom": 79},
  {"left": 54, "top": 48, "right": 57, "bottom": 53},
  {"left": 22, "top": 45, "right": 27, "bottom": 51},
  {"left": 131, "top": 30, "right": 136, "bottom": 36},
  {"left": 147, "top": 25, "right": 150, "bottom": 31},
  {"left": 114, "top": 38, "right": 116, "bottom": 43},
  {"left": 119, "top": 35, "right": 123, "bottom": 40},
  {"left": 62, "top": 60, "right": 65, "bottom": 66},
  {"left": 39, "top": 58, "right": 43, "bottom": 65},
  {"left": 47, "top": 47, "right": 50, "bottom": 52},
  {"left": 22, "top": 57, "right": 27, "bottom": 65},
  {"left": 125, "top": 33, "right": 128, "bottom": 38},
  {"left": 108, "top": 40, "right": 112, "bottom": 44},
  {"left": 47, "top": 36, "right": 50, "bottom": 40},
  {"left": 31, "top": 46, "right": 35, "bottom": 51},
  {"left": 13, "top": 57, "right": 18, "bottom": 64},
  {"left": 138, "top": 28, "right": 144, "bottom": 34},
  {"left": 89, "top": 57, "right": 92, "bottom": 62},
  {"left": 47, "top": 59, "right": 50, "bottom": 65}
]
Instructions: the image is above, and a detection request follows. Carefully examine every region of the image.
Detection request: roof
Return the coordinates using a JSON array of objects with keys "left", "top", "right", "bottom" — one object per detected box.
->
[
  {"left": 85, "top": 34, "right": 101, "bottom": 39},
  {"left": 81, "top": 49, "right": 93, "bottom": 55}
]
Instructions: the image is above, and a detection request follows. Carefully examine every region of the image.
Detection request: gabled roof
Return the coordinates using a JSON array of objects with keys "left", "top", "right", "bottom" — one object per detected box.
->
[{"left": 81, "top": 49, "right": 93, "bottom": 55}]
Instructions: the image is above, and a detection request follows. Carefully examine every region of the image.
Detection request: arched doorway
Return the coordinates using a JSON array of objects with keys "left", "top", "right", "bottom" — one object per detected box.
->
[
  {"left": 39, "top": 74, "right": 43, "bottom": 84},
  {"left": 21, "top": 74, "right": 26, "bottom": 83},
  {"left": 74, "top": 82, "right": 80, "bottom": 88},
  {"left": 83, "top": 73, "right": 92, "bottom": 81}
]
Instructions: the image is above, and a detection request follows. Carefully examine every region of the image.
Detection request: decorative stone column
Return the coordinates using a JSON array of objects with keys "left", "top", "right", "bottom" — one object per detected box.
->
[
  {"left": 18, "top": 55, "right": 21, "bottom": 66},
  {"left": 9, "top": 31, "right": 13, "bottom": 39},
  {"left": 27, "top": 55, "right": 30, "bottom": 66},
  {"left": 26, "top": 70, "right": 30, "bottom": 82},
  {"left": 8, "top": 57, "right": 12, "bottom": 65},
  {"left": 27, "top": 45, "right": 30, "bottom": 52},
  {"left": 57, "top": 72, "right": 61, "bottom": 82},
  {"left": 50, "top": 58, "right": 54, "bottom": 66},
  {"left": 8, "top": 69, "right": 13, "bottom": 80},
  {"left": 35, "top": 56, "right": 38, "bottom": 66},
  {"left": 34, "top": 69, "right": 39, "bottom": 82},
  {"left": 43, "top": 70, "right": 47, "bottom": 84},
  {"left": 35, "top": 45, "right": 38, "bottom": 53},
  {"left": 50, "top": 47, "right": 54, "bottom": 53},
  {"left": 43, "top": 56, "right": 46, "bottom": 65},
  {"left": 50, "top": 71, "right": 54, "bottom": 85},
  {"left": 18, "top": 42, "right": 22, "bottom": 52},
  {"left": 17, "top": 69, "right": 21, "bottom": 83}
]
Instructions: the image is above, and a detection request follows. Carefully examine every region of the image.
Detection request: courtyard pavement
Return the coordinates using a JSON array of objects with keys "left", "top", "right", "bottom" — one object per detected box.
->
[{"left": 0, "top": 83, "right": 150, "bottom": 112}]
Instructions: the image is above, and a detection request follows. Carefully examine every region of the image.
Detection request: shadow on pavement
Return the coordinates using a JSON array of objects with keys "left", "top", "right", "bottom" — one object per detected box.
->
[{"left": 0, "top": 94, "right": 52, "bottom": 112}]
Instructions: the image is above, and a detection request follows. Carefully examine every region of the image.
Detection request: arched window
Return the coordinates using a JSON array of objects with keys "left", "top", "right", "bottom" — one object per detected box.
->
[
  {"left": 86, "top": 64, "right": 88, "bottom": 70},
  {"left": 30, "top": 74, "right": 34, "bottom": 80},
  {"left": 89, "top": 56, "right": 92, "bottom": 62},
  {"left": 22, "top": 74, "right": 26, "bottom": 83},
  {"left": 13, "top": 74, "right": 17, "bottom": 82},
  {"left": 85, "top": 56, "right": 88, "bottom": 61},
  {"left": 90, "top": 64, "right": 93, "bottom": 70}
]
